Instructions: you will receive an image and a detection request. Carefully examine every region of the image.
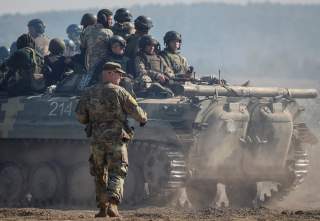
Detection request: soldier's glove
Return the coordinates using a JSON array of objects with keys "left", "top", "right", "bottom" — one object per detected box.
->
[{"left": 140, "top": 122, "right": 147, "bottom": 127}]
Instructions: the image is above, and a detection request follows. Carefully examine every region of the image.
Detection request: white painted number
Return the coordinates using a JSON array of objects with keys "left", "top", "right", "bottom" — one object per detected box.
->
[{"left": 48, "top": 101, "right": 73, "bottom": 117}]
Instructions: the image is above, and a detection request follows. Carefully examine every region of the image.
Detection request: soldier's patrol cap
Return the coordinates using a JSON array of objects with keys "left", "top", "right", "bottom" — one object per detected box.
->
[{"left": 103, "top": 62, "right": 125, "bottom": 74}]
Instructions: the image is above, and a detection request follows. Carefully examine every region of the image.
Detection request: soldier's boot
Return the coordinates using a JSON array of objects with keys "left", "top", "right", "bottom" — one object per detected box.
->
[
  {"left": 107, "top": 199, "right": 120, "bottom": 217},
  {"left": 94, "top": 205, "right": 107, "bottom": 218}
]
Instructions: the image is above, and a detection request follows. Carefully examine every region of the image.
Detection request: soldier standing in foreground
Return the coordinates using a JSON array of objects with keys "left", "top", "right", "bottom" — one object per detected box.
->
[
  {"left": 80, "top": 9, "right": 113, "bottom": 73},
  {"left": 75, "top": 62, "right": 147, "bottom": 217},
  {"left": 28, "top": 19, "right": 50, "bottom": 56}
]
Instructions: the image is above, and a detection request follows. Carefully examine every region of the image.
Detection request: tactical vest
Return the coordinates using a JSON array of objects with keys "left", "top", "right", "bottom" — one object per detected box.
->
[
  {"left": 8, "top": 47, "right": 45, "bottom": 94},
  {"left": 161, "top": 50, "right": 184, "bottom": 74},
  {"left": 140, "top": 53, "right": 164, "bottom": 73},
  {"left": 88, "top": 83, "right": 131, "bottom": 142}
]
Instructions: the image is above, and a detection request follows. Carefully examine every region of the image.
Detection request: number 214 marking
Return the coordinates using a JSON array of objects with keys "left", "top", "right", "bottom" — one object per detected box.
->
[{"left": 48, "top": 101, "right": 73, "bottom": 117}]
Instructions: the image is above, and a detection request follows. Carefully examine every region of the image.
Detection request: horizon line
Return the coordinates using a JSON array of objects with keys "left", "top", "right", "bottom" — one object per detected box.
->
[{"left": 1, "top": 1, "right": 320, "bottom": 16}]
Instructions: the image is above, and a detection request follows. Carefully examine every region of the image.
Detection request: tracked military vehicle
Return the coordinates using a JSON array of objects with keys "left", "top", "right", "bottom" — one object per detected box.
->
[{"left": 0, "top": 74, "right": 317, "bottom": 208}]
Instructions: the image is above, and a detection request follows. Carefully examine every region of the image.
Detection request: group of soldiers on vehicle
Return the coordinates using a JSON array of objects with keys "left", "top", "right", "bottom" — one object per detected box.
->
[
  {"left": 0, "top": 8, "right": 193, "bottom": 98},
  {"left": 0, "top": 7, "right": 195, "bottom": 218}
]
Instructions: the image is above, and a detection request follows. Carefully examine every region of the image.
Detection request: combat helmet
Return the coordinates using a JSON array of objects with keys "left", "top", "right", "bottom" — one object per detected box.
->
[
  {"left": 97, "top": 9, "right": 113, "bottom": 28},
  {"left": 164, "top": 31, "right": 182, "bottom": 45},
  {"left": 139, "top": 35, "right": 158, "bottom": 50},
  {"left": 134, "top": 16, "right": 153, "bottom": 32},
  {"left": 109, "top": 35, "right": 126, "bottom": 49},
  {"left": 28, "top": 19, "right": 46, "bottom": 34},
  {"left": 114, "top": 8, "right": 133, "bottom": 23},
  {"left": 49, "top": 38, "right": 66, "bottom": 55},
  {"left": 16, "top": 34, "right": 35, "bottom": 49},
  {"left": 80, "top": 13, "right": 97, "bottom": 28},
  {"left": 66, "top": 24, "right": 82, "bottom": 36}
]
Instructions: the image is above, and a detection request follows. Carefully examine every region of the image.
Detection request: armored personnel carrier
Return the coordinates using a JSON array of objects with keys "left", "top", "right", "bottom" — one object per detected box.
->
[{"left": 0, "top": 74, "right": 317, "bottom": 208}]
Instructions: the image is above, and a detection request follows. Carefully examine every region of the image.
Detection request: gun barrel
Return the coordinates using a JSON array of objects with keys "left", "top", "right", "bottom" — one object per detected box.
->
[{"left": 183, "top": 84, "right": 318, "bottom": 99}]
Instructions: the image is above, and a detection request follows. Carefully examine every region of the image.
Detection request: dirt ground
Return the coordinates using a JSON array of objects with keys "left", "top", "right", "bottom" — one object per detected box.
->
[{"left": 2, "top": 207, "right": 320, "bottom": 221}]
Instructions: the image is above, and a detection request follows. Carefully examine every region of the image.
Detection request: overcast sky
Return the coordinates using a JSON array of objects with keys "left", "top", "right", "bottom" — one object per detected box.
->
[{"left": 1, "top": 0, "right": 320, "bottom": 15}]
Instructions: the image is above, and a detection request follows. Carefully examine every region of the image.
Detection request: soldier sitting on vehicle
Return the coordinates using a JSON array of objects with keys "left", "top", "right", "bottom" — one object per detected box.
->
[
  {"left": 28, "top": 19, "right": 50, "bottom": 56},
  {"left": 125, "top": 15, "right": 153, "bottom": 61},
  {"left": 161, "top": 31, "right": 193, "bottom": 78},
  {"left": 134, "top": 35, "right": 175, "bottom": 98},
  {"left": 80, "top": 13, "right": 97, "bottom": 30},
  {"left": 64, "top": 24, "right": 82, "bottom": 56},
  {"left": 80, "top": 9, "right": 113, "bottom": 74},
  {"left": 44, "top": 38, "right": 73, "bottom": 87},
  {"left": 112, "top": 8, "right": 135, "bottom": 40},
  {"left": 0, "top": 34, "right": 45, "bottom": 96},
  {"left": 93, "top": 35, "right": 135, "bottom": 97}
]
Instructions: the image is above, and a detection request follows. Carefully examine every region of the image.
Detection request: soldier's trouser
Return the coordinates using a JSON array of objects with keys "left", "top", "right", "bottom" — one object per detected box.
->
[{"left": 90, "top": 141, "right": 128, "bottom": 208}]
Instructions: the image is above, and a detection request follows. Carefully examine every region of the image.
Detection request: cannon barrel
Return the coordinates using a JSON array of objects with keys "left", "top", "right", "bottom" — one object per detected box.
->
[{"left": 182, "top": 84, "right": 318, "bottom": 99}]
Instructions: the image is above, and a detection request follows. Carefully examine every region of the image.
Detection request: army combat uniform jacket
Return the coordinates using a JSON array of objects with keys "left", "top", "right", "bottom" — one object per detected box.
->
[
  {"left": 161, "top": 49, "right": 189, "bottom": 76},
  {"left": 34, "top": 35, "right": 50, "bottom": 57},
  {"left": 81, "top": 23, "right": 113, "bottom": 73},
  {"left": 134, "top": 52, "right": 174, "bottom": 83},
  {"left": 4, "top": 47, "right": 45, "bottom": 96},
  {"left": 75, "top": 82, "right": 147, "bottom": 205},
  {"left": 76, "top": 82, "right": 146, "bottom": 141}
]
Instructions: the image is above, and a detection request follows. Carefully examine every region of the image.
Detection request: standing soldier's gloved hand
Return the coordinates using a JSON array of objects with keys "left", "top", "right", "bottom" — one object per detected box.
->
[{"left": 140, "top": 121, "right": 147, "bottom": 127}]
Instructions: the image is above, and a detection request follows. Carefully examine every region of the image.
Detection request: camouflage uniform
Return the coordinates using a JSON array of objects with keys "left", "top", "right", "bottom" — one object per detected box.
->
[
  {"left": 94, "top": 54, "right": 130, "bottom": 78},
  {"left": 134, "top": 51, "right": 175, "bottom": 98},
  {"left": 34, "top": 35, "right": 50, "bottom": 56},
  {"left": 135, "top": 51, "right": 174, "bottom": 84},
  {"left": 160, "top": 49, "right": 189, "bottom": 75},
  {"left": 75, "top": 80, "right": 147, "bottom": 208},
  {"left": 112, "top": 22, "right": 135, "bottom": 40},
  {"left": 93, "top": 54, "right": 135, "bottom": 97},
  {"left": 125, "top": 33, "right": 144, "bottom": 60},
  {"left": 28, "top": 19, "right": 50, "bottom": 56},
  {"left": 64, "top": 39, "right": 80, "bottom": 56},
  {"left": 80, "top": 23, "right": 113, "bottom": 73},
  {"left": 4, "top": 47, "right": 44, "bottom": 96}
]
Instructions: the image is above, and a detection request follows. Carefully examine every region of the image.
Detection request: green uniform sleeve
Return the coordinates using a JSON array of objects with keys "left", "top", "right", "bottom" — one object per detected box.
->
[
  {"left": 120, "top": 88, "right": 147, "bottom": 123},
  {"left": 181, "top": 56, "right": 189, "bottom": 74},
  {"left": 161, "top": 57, "right": 175, "bottom": 79},
  {"left": 135, "top": 56, "right": 162, "bottom": 81}
]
